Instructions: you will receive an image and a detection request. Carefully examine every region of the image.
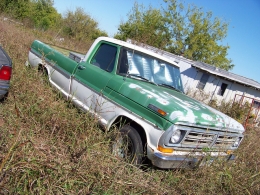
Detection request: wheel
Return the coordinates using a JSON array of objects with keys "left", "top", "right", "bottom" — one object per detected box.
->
[
  {"left": 38, "top": 65, "right": 49, "bottom": 84},
  {"left": 38, "top": 65, "right": 48, "bottom": 76},
  {"left": 112, "top": 125, "right": 144, "bottom": 165}
]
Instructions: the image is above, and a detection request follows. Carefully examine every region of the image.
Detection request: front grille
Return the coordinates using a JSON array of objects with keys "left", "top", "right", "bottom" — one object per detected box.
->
[
  {"left": 181, "top": 131, "right": 215, "bottom": 148},
  {"left": 215, "top": 135, "right": 238, "bottom": 147},
  {"left": 178, "top": 128, "right": 241, "bottom": 150}
]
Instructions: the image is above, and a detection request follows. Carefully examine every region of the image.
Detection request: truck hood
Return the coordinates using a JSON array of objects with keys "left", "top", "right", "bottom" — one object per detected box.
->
[{"left": 117, "top": 79, "right": 244, "bottom": 133}]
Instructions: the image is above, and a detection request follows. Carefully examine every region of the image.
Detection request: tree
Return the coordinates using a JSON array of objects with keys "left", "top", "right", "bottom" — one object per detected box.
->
[
  {"left": 164, "top": 0, "right": 233, "bottom": 70},
  {"left": 30, "top": 0, "right": 61, "bottom": 30},
  {"left": 62, "top": 7, "right": 107, "bottom": 42},
  {"left": 115, "top": 0, "right": 234, "bottom": 71},
  {"left": 0, "top": 0, "right": 32, "bottom": 19},
  {"left": 0, "top": 0, "right": 61, "bottom": 30},
  {"left": 114, "top": 3, "right": 171, "bottom": 50}
]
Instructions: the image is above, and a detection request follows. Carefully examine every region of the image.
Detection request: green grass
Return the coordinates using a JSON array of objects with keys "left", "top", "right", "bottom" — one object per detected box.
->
[{"left": 0, "top": 20, "right": 259, "bottom": 194}]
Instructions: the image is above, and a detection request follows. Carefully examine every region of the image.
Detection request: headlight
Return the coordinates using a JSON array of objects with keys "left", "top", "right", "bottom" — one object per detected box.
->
[
  {"left": 233, "top": 137, "right": 241, "bottom": 147},
  {"left": 158, "top": 125, "right": 186, "bottom": 147},
  {"left": 170, "top": 130, "right": 181, "bottom": 144}
]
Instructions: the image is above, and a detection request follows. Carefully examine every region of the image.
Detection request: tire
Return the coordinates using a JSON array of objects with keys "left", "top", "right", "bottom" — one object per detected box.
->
[
  {"left": 38, "top": 65, "right": 49, "bottom": 84},
  {"left": 112, "top": 125, "right": 144, "bottom": 165},
  {"left": 38, "top": 65, "right": 48, "bottom": 76}
]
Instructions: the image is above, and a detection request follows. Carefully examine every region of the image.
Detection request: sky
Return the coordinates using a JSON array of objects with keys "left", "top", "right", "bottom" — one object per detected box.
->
[{"left": 53, "top": 0, "right": 260, "bottom": 83}]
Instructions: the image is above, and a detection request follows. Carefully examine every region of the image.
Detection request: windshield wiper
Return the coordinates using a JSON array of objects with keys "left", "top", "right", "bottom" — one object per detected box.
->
[
  {"left": 158, "top": 83, "right": 183, "bottom": 93},
  {"left": 128, "top": 74, "right": 157, "bottom": 86}
]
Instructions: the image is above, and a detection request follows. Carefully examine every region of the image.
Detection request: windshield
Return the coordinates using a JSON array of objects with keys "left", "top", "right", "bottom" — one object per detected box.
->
[{"left": 118, "top": 48, "right": 184, "bottom": 93}]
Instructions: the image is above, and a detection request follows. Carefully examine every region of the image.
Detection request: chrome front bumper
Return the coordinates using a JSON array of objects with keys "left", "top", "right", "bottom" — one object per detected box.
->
[{"left": 147, "top": 147, "right": 236, "bottom": 169}]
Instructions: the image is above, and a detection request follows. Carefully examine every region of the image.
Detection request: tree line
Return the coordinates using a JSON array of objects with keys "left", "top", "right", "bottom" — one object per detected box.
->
[
  {"left": 0, "top": 0, "right": 234, "bottom": 70},
  {"left": 0, "top": 0, "right": 107, "bottom": 41}
]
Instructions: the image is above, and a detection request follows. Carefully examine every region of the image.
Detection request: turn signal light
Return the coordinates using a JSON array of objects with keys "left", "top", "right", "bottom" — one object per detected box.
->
[
  {"left": 157, "top": 109, "right": 167, "bottom": 116},
  {"left": 148, "top": 104, "right": 167, "bottom": 116},
  {"left": 158, "top": 145, "right": 174, "bottom": 153},
  {"left": 226, "top": 150, "right": 233, "bottom": 155}
]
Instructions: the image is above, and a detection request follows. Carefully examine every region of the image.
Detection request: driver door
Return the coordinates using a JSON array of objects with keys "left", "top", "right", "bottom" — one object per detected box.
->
[{"left": 70, "top": 42, "right": 119, "bottom": 114}]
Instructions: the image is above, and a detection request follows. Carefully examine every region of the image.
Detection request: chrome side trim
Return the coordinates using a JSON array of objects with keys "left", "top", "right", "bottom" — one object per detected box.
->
[{"left": 51, "top": 64, "right": 71, "bottom": 79}]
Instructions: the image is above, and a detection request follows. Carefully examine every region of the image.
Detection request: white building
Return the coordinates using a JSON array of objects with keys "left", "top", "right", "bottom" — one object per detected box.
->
[{"left": 172, "top": 55, "right": 260, "bottom": 106}]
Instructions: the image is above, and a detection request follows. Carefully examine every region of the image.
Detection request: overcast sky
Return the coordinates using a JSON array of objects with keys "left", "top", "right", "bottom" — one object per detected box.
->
[{"left": 54, "top": 0, "right": 260, "bottom": 83}]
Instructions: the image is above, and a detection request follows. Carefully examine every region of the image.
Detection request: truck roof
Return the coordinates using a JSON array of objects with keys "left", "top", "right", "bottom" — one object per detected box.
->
[{"left": 83, "top": 37, "right": 180, "bottom": 68}]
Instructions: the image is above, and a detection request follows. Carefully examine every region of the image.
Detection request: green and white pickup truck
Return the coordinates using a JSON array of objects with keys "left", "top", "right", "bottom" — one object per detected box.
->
[{"left": 27, "top": 37, "right": 244, "bottom": 169}]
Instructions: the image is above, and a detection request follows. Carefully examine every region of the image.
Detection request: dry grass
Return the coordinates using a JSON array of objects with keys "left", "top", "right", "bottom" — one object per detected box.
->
[{"left": 0, "top": 19, "right": 259, "bottom": 194}]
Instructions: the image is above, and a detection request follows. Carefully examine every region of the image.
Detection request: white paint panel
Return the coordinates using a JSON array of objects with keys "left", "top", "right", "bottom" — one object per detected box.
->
[
  {"left": 49, "top": 68, "right": 70, "bottom": 96},
  {"left": 70, "top": 79, "right": 94, "bottom": 111}
]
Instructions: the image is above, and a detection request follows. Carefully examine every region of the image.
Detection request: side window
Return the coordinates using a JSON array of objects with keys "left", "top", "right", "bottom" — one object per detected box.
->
[
  {"left": 218, "top": 83, "right": 228, "bottom": 96},
  {"left": 90, "top": 43, "right": 117, "bottom": 72},
  {"left": 197, "top": 73, "right": 209, "bottom": 90}
]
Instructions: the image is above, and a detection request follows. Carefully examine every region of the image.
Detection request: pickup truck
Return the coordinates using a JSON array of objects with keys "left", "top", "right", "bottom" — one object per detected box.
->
[
  {"left": 0, "top": 45, "right": 12, "bottom": 101},
  {"left": 27, "top": 37, "right": 244, "bottom": 169}
]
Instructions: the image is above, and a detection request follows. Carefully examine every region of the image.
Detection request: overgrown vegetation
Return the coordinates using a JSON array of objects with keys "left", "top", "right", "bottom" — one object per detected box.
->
[
  {"left": 186, "top": 88, "right": 257, "bottom": 126},
  {"left": 0, "top": 0, "right": 61, "bottom": 30},
  {"left": 0, "top": 19, "right": 259, "bottom": 194},
  {"left": 0, "top": 0, "right": 107, "bottom": 43}
]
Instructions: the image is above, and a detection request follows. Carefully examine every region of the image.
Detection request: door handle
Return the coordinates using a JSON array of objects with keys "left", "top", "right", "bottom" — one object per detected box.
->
[{"left": 78, "top": 65, "right": 86, "bottom": 70}]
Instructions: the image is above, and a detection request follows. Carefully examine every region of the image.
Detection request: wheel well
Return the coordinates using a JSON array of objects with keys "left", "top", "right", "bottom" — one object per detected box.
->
[
  {"left": 38, "top": 64, "right": 48, "bottom": 76},
  {"left": 112, "top": 116, "right": 147, "bottom": 151}
]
